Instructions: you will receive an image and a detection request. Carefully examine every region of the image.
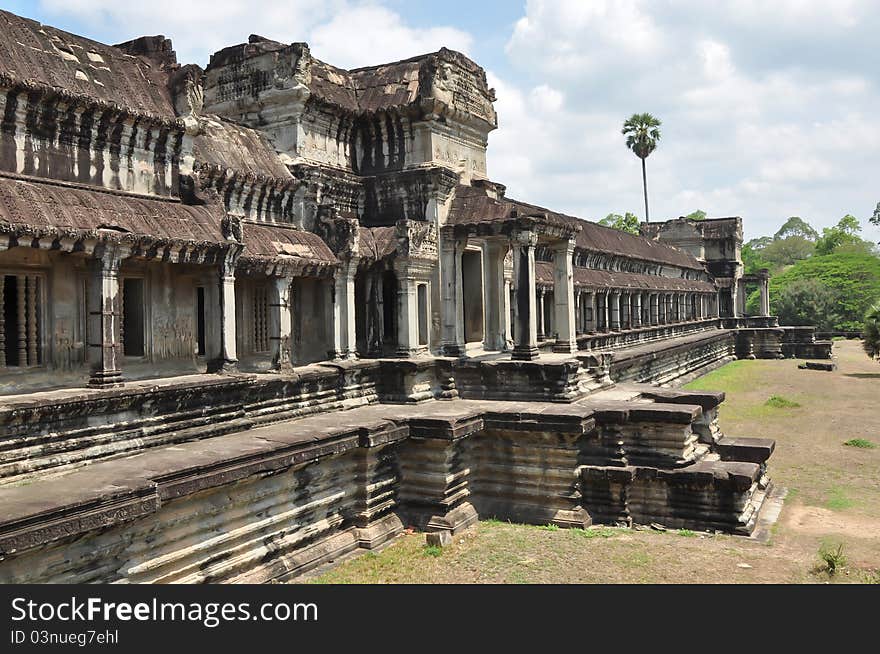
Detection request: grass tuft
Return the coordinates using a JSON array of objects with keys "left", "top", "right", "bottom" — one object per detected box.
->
[
  {"left": 826, "top": 487, "right": 855, "bottom": 511},
  {"left": 573, "top": 527, "right": 618, "bottom": 539},
  {"left": 423, "top": 545, "right": 443, "bottom": 558},
  {"left": 818, "top": 543, "right": 847, "bottom": 576},
  {"left": 538, "top": 524, "right": 560, "bottom": 532},
  {"left": 765, "top": 395, "right": 801, "bottom": 409},
  {"left": 677, "top": 529, "right": 697, "bottom": 537},
  {"left": 844, "top": 438, "right": 876, "bottom": 449}
]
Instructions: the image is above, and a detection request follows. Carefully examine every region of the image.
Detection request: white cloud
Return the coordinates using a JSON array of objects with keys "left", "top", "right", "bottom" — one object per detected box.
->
[
  {"left": 490, "top": 0, "right": 880, "bottom": 241},
  {"left": 309, "top": 5, "right": 472, "bottom": 68},
  {"left": 35, "top": 0, "right": 469, "bottom": 68}
]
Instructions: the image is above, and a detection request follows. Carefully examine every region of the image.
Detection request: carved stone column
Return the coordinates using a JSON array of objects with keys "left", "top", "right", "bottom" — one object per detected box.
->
[
  {"left": 760, "top": 278, "right": 770, "bottom": 317},
  {"left": 394, "top": 260, "right": 426, "bottom": 358},
  {"left": 552, "top": 238, "right": 577, "bottom": 354},
  {"left": 536, "top": 288, "right": 546, "bottom": 341},
  {"left": 483, "top": 239, "right": 509, "bottom": 351},
  {"left": 440, "top": 234, "right": 467, "bottom": 357},
  {"left": 269, "top": 276, "right": 293, "bottom": 372},
  {"left": 511, "top": 230, "right": 539, "bottom": 361},
  {"left": 633, "top": 292, "right": 642, "bottom": 328},
  {"left": 87, "top": 244, "right": 127, "bottom": 387},
  {"left": 609, "top": 290, "right": 621, "bottom": 331},
  {"left": 331, "top": 257, "right": 359, "bottom": 359},
  {"left": 602, "top": 292, "right": 610, "bottom": 332},
  {"left": 208, "top": 250, "right": 239, "bottom": 373}
]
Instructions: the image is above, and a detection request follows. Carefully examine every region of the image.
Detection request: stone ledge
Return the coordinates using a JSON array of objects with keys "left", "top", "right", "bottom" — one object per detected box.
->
[{"left": 715, "top": 437, "right": 775, "bottom": 465}]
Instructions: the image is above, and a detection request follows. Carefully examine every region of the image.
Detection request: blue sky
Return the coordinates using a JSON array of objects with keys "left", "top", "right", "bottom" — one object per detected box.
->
[{"left": 3, "top": 1, "right": 879, "bottom": 243}]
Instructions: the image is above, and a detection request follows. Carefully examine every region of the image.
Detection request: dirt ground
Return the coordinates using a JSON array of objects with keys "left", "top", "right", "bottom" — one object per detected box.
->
[{"left": 302, "top": 340, "right": 880, "bottom": 584}]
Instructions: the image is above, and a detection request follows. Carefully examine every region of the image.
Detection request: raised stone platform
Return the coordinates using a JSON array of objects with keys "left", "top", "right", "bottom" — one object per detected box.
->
[{"left": 0, "top": 376, "right": 776, "bottom": 583}]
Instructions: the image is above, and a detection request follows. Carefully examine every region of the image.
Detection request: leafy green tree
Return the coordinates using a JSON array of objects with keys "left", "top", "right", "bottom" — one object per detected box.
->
[
  {"left": 773, "top": 278, "right": 841, "bottom": 331},
  {"left": 685, "top": 210, "right": 707, "bottom": 221},
  {"left": 815, "top": 214, "right": 865, "bottom": 255},
  {"left": 871, "top": 202, "right": 880, "bottom": 228},
  {"left": 622, "top": 113, "right": 661, "bottom": 223},
  {"left": 742, "top": 237, "right": 773, "bottom": 274},
  {"left": 770, "top": 251, "right": 880, "bottom": 331},
  {"left": 864, "top": 303, "right": 880, "bottom": 361},
  {"left": 774, "top": 216, "right": 818, "bottom": 241},
  {"left": 761, "top": 235, "right": 815, "bottom": 269},
  {"left": 599, "top": 212, "right": 641, "bottom": 235}
]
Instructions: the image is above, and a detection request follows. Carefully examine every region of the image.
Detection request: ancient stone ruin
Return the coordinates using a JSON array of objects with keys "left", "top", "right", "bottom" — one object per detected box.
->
[{"left": 0, "top": 10, "right": 830, "bottom": 583}]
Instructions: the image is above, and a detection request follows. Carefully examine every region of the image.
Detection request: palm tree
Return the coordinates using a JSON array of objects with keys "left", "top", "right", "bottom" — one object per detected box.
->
[
  {"left": 864, "top": 302, "right": 880, "bottom": 362},
  {"left": 622, "top": 113, "right": 662, "bottom": 223}
]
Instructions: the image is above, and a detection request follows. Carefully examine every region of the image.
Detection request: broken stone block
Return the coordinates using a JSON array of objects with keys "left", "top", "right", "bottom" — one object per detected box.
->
[
  {"left": 798, "top": 361, "right": 836, "bottom": 372},
  {"left": 426, "top": 531, "right": 453, "bottom": 548}
]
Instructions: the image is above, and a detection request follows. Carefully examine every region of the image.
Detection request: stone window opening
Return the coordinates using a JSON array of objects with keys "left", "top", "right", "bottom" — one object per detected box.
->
[
  {"left": 1, "top": 273, "right": 44, "bottom": 368},
  {"left": 252, "top": 285, "right": 270, "bottom": 353},
  {"left": 121, "top": 277, "right": 146, "bottom": 358}
]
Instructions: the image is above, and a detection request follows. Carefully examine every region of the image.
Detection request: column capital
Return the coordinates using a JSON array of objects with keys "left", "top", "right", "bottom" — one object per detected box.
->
[{"left": 512, "top": 229, "right": 538, "bottom": 248}]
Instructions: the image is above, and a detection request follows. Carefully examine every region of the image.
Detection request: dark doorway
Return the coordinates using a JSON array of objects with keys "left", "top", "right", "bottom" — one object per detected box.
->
[
  {"left": 3, "top": 275, "right": 19, "bottom": 366},
  {"left": 196, "top": 286, "right": 206, "bottom": 356},
  {"left": 382, "top": 270, "right": 397, "bottom": 349},
  {"left": 461, "top": 250, "right": 484, "bottom": 343},
  {"left": 122, "top": 278, "right": 145, "bottom": 357}
]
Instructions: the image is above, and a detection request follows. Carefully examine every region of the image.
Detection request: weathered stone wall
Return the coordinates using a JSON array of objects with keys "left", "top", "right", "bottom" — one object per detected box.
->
[{"left": 0, "top": 89, "right": 183, "bottom": 197}]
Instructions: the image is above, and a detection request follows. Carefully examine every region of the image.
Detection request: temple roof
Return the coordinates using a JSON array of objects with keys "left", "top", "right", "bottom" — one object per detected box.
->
[
  {"left": 205, "top": 38, "right": 495, "bottom": 124},
  {"left": 0, "top": 10, "right": 176, "bottom": 121},
  {"left": 241, "top": 222, "right": 337, "bottom": 266},
  {"left": 449, "top": 185, "right": 706, "bottom": 271},
  {"left": 535, "top": 262, "right": 716, "bottom": 292},
  {"left": 0, "top": 172, "right": 229, "bottom": 246},
  {"left": 192, "top": 115, "right": 293, "bottom": 180}
]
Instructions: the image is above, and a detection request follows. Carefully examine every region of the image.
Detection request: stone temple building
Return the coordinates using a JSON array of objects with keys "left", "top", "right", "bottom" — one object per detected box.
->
[{"left": 0, "top": 10, "right": 831, "bottom": 583}]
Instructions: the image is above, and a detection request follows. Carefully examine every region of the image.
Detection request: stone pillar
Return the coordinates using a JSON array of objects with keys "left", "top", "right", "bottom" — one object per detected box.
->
[
  {"left": 651, "top": 293, "right": 659, "bottom": 325},
  {"left": 441, "top": 235, "right": 468, "bottom": 357},
  {"left": 575, "top": 291, "right": 582, "bottom": 335},
  {"left": 552, "top": 239, "right": 577, "bottom": 353},
  {"left": 587, "top": 292, "right": 596, "bottom": 332},
  {"left": 87, "top": 244, "right": 126, "bottom": 387},
  {"left": 512, "top": 230, "right": 539, "bottom": 361},
  {"left": 206, "top": 250, "right": 240, "bottom": 373},
  {"left": 609, "top": 290, "right": 621, "bottom": 330},
  {"left": 633, "top": 293, "right": 642, "bottom": 328},
  {"left": 396, "top": 269, "right": 423, "bottom": 357},
  {"left": 269, "top": 276, "right": 293, "bottom": 372},
  {"left": 601, "top": 292, "right": 609, "bottom": 331},
  {"left": 503, "top": 277, "right": 512, "bottom": 351},
  {"left": 760, "top": 278, "right": 770, "bottom": 317},
  {"left": 483, "top": 240, "right": 508, "bottom": 351},
  {"left": 331, "top": 257, "right": 358, "bottom": 359},
  {"left": 536, "top": 289, "right": 546, "bottom": 341}
]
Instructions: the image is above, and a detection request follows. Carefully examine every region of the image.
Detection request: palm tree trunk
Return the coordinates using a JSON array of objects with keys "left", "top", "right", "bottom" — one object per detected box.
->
[{"left": 642, "top": 157, "right": 649, "bottom": 223}]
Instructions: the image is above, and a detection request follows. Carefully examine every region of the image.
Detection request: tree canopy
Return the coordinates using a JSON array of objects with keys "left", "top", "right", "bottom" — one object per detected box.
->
[
  {"left": 599, "top": 212, "right": 641, "bottom": 235},
  {"left": 769, "top": 251, "right": 880, "bottom": 331},
  {"left": 815, "top": 215, "right": 871, "bottom": 256},
  {"left": 774, "top": 216, "right": 818, "bottom": 241},
  {"left": 684, "top": 210, "right": 707, "bottom": 221},
  {"left": 864, "top": 303, "right": 880, "bottom": 361},
  {"left": 621, "top": 113, "right": 661, "bottom": 160}
]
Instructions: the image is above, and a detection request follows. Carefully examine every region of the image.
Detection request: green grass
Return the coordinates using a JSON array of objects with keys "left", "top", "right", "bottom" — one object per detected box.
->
[
  {"left": 684, "top": 360, "right": 755, "bottom": 393},
  {"left": 826, "top": 487, "right": 856, "bottom": 511},
  {"left": 538, "top": 524, "right": 560, "bottom": 532},
  {"left": 844, "top": 439, "right": 876, "bottom": 449},
  {"left": 423, "top": 545, "right": 443, "bottom": 558},
  {"left": 572, "top": 527, "right": 619, "bottom": 539},
  {"left": 677, "top": 529, "right": 697, "bottom": 538},
  {"left": 765, "top": 395, "right": 801, "bottom": 409}
]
